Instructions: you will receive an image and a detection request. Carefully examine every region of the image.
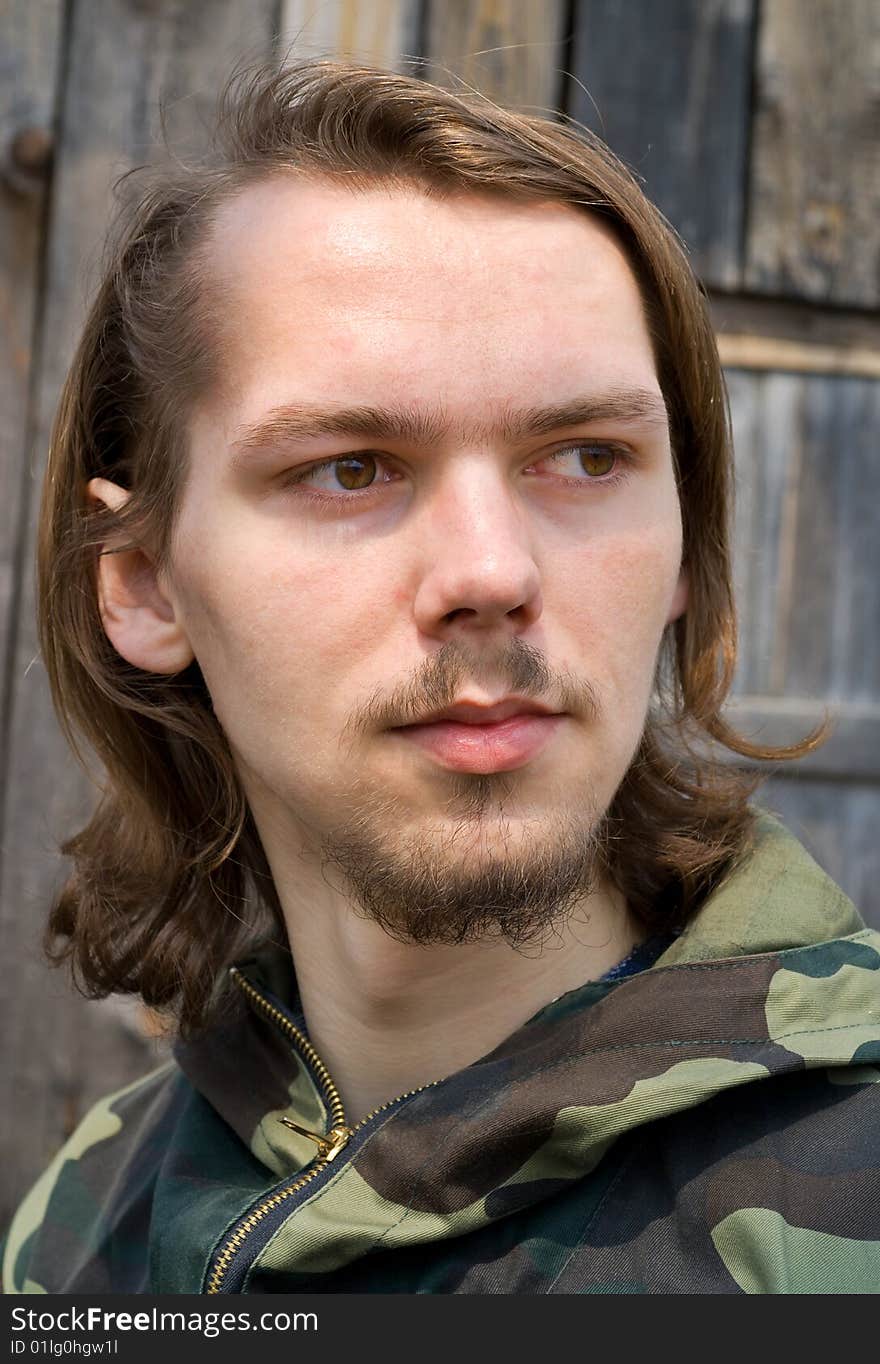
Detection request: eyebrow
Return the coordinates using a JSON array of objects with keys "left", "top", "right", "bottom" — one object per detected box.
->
[{"left": 228, "top": 387, "right": 670, "bottom": 464}]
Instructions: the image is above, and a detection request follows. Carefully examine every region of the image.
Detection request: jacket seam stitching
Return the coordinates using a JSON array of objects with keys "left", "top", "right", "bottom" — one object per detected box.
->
[
  {"left": 647, "top": 933, "right": 876, "bottom": 974},
  {"left": 514, "top": 1021, "right": 878, "bottom": 1064},
  {"left": 545, "top": 1133, "right": 645, "bottom": 1293}
]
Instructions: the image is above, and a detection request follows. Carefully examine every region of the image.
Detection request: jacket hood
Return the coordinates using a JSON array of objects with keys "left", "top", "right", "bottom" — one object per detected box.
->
[{"left": 168, "top": 808, "right": 880, "bottom": 1290}]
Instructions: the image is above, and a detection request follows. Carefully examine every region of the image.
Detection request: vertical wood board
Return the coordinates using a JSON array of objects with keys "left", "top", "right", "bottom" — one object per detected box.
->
[
  {"left": 279, "top": 0, "right": 422, "bottom": 68},
  {"left": 566, "top": 0, "right": 755, "bottom": 289},
  {"left": 726, "top": 369, "right": 880, "bottom": 703},
  {"left": 0, "top": 0, "right": 63, "bottom": 795},
  {"left": 0, "top": 0, "right": 278, "bottom": 1231},
  {"left": 422, "top": 0, "right": 569, "bottom": 112},
  {"left": 745, "top": 0, "right": 880, "bottom": 307}
]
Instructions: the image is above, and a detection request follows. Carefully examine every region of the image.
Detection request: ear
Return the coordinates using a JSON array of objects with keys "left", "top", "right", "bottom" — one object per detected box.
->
[
  {"left": 87, "top": 477, "right": 195, "bottom": 674},
  {"left": 666, "top": 565, "right": 689, "bottom": 624}
]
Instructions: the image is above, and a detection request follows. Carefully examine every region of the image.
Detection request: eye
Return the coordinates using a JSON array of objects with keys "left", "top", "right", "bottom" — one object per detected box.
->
[
  {"left": 539, "top": 444, "right": 621, "bottom": 480},
  {"left": 280, "top": 453, "right": 389, "bottom": 493}
]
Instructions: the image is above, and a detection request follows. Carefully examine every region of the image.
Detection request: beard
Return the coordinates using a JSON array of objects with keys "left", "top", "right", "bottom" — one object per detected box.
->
[
  {"left": 308, "top": 636, "right": 617, "bottom": 948},
  {"left": 315, "top": 762, "right": 611, "bottom": 949}
]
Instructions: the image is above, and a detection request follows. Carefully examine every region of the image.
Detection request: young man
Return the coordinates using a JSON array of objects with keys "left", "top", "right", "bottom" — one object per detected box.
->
[{"left": 4, "top": 59, "right": 879, "bottom": 1294}]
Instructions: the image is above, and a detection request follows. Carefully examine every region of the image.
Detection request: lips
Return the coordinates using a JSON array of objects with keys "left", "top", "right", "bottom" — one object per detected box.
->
[
  {"left": 404, "top": 697, "right": 558, "bottom": 727},
  {"left": 392, "top": 711, "right": 564, "bottom": 773}
]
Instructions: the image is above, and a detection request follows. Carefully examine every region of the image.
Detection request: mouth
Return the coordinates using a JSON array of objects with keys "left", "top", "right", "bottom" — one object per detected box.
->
[{"left": 391, "top": 711, "right": 566, "bottom": 774}]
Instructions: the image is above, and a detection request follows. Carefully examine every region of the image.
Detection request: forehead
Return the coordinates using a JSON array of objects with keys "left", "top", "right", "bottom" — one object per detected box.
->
[{"left": 200, "top": 176, "right": 659, "bottom": 418}]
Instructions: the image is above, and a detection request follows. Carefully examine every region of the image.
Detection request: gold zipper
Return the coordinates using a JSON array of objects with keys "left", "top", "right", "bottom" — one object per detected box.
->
[{"left": 205, "top": 966, "right": 439, "bottom": 1293}]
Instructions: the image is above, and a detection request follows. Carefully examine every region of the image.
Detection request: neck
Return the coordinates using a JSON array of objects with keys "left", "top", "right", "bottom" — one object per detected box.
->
[{"left": 280, "top": 884, "right": 639, "bottom": 1126}]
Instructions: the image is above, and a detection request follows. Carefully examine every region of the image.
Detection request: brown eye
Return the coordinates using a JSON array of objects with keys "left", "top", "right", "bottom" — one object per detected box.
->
[
  {"left": 577, "top": 446, "right": 616, "bottom": 477},
  {"left": 542, "top": 444, "right": 622, "bottom": 481},
  {"left": 331, "top": 456, "right": 378, "bottom": 490}
]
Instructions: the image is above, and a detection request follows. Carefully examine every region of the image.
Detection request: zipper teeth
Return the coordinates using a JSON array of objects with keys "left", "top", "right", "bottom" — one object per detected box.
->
[
  {"left": 204, "top": 967, "right": 439, "bottom": 1293},
  {"left": 230, "top": 968, "right": 346, "bottom": 1126},
  {"left": 204, "top": 1165, "right": 328, "bottom": 1294}
]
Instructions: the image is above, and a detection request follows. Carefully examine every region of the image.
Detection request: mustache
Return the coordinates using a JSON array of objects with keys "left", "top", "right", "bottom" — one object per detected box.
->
[{"left": 341, "top": 638, "right": 599, "bottom": 746}]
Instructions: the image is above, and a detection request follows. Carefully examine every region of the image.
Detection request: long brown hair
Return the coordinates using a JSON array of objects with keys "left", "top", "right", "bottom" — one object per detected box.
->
[{"left": 38, "top": 58, "right": 830, "bottom": 1037}]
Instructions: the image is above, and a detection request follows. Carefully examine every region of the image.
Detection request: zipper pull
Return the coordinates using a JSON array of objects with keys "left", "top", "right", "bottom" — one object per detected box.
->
[{"left": 280, "top": 1118, "right": 352, "bottom": 1162}]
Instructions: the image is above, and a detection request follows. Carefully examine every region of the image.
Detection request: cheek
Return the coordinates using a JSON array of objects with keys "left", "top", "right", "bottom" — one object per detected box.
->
[
  {"left": 173, "top": 531, "right": 391, "bottom": 729},
  {"left": 557, "top": 524, "right": 682, "bottom": 702},
  {"left": 607, "top": 536, "right": 681, "bottom": 633}
]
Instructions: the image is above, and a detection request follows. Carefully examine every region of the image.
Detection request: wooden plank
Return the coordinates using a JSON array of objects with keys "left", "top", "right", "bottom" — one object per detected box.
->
[
  {"left": 710, "top": 294, "right": 880, "bottom": 355},
  {"left": 726, "top": 370, "right": 798, "bottom": 696},
  {"left": 0, "top": 0, "right": 63, "bottom": 806},
  {"left": 566, "top": 0, "right": 755, "bottom": 290},
  {"left": 421, "top": 0, "right": 569, "bottom": 111},
  {"left": 0, "top": 0, "right": 277, "bottom": 1233},
  {"left": 745, "top": 0, "right": 880, "bottom": 308},
  {"left": 748, "top": 777, "right": 880, "bottom": 932},
  {"left": 717, "top": 335, "right": 880, "bottom": 380},
  {"left": 279, "top": 0, "right": 422, "bottom": 68},
  {"left": 0, "top": 0, "right": 65, "bottom": 1235},
  {"left": 725, "top": 370, "right": 880, "bottom": 703}
]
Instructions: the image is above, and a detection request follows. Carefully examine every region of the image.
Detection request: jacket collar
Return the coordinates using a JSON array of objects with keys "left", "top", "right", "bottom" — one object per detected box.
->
[{"left": 173, "top": 808, "right": 870, "bottom": 1186}]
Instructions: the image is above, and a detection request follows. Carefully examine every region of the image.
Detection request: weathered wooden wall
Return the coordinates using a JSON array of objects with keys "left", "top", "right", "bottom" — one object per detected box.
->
[
  {"left": 0, "top": 0, "right": 284, "bottom": 1245},
  {"left": 1, "top": 0, "right": 877, "bottom": 1230}
]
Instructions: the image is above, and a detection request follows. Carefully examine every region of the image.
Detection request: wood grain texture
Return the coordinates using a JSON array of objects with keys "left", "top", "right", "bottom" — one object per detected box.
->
[
  {"left": 0, "top": 0, "right": 277, "bottom": 1232},
  {"left": 0, "top": 0, "right": 63, "bottom": 804},
  {"left": 0, "top": 0, "right": 66, "bottom": 1237},
  {"left": 421, "top": 0, "right": 569, "bottom": 111},
  {"left": 726, "top": 370, "right": 879, "bottom": 705},
  {"left": 279, "top": 0, "right": 422, "bottom": 68},
  {"left": 745, "top": 0, "right": 880, "bottom": 307},
  {"left": 721, "top": 367, "right": 879, "bottom": 931},
  {"left": 710, "top": 294, "right": 880, "bottom": 354},
  {"left": 716, "top": 334, "right": 880, "bottom": 378},
  {"left": 566, "top": 0, "right": 755, "bottom": 289}
]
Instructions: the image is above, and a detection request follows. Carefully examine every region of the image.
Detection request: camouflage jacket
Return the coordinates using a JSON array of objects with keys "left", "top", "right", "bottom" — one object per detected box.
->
[{"left": 4, "top": 809, "right": 880, "bottom": 1293}]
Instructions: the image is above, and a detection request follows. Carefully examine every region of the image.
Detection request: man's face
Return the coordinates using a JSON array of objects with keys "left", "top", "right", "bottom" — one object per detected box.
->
[{"left": 169, "top": 178, "right": 687, "bottom": 943}]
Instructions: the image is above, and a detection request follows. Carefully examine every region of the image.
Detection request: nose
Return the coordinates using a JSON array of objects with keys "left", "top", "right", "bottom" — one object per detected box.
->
[{"left": 411, "top": 461, "right": 544, "bottom": 641}]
